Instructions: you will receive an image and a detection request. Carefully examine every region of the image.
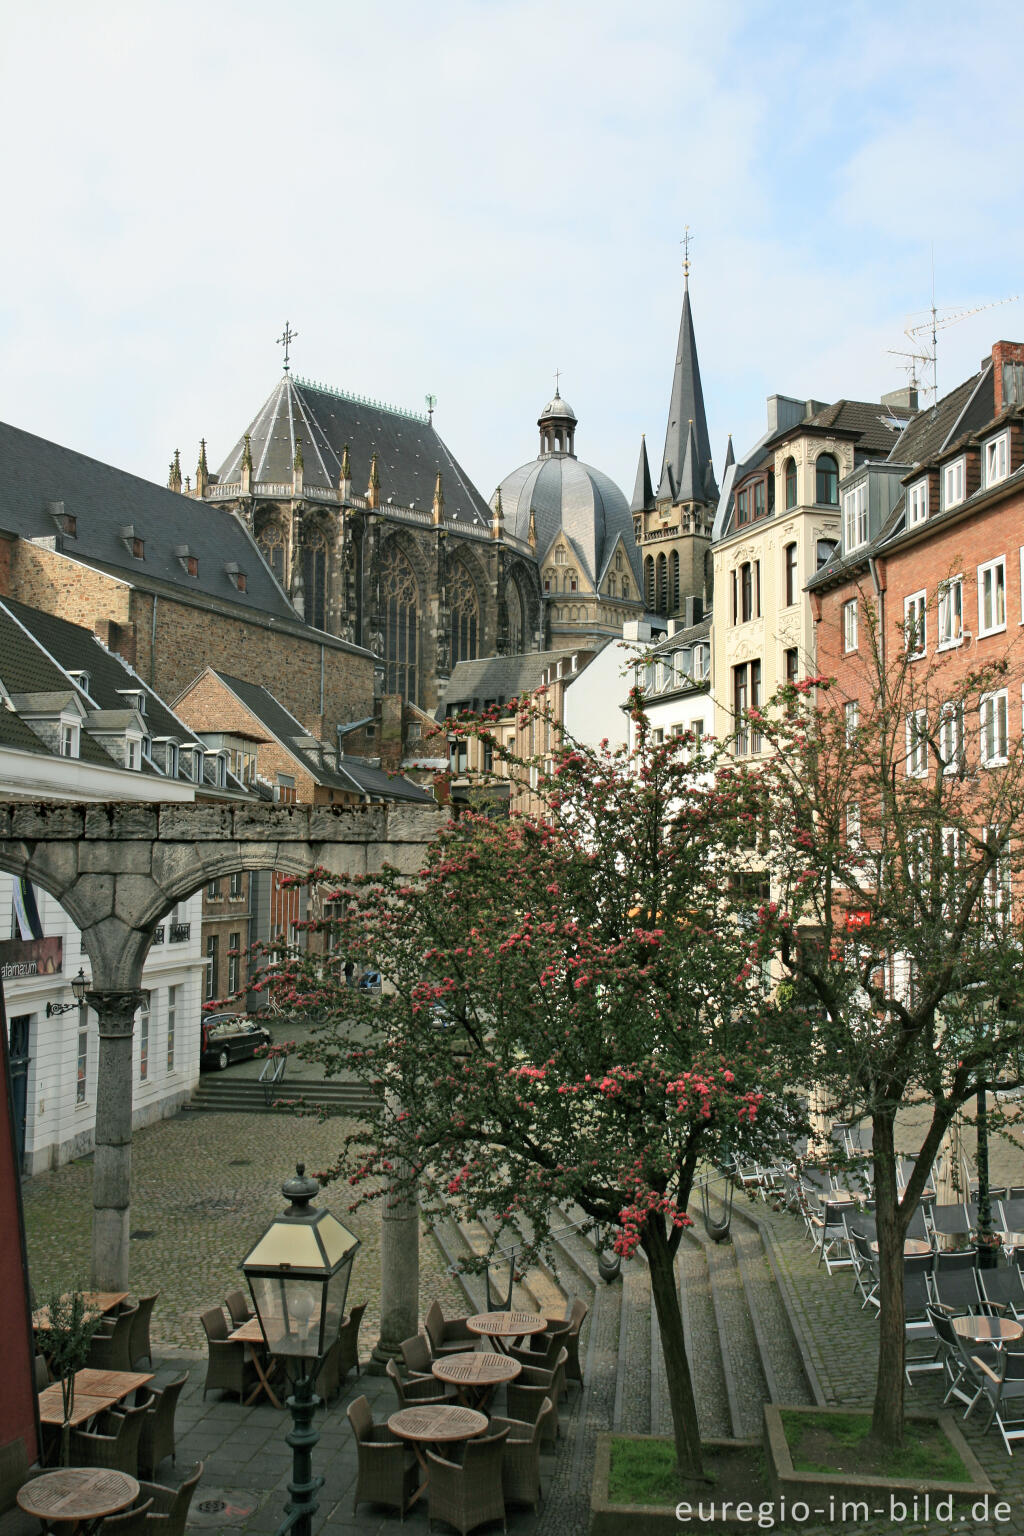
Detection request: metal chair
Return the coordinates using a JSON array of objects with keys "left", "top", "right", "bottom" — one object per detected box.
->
[
  {"left": 488, "top": 1406, "right": 548, "bottom": 1510},
  {"left": 925, "top": 1304, "right": 989, "bottom": 1415},
  {"left": 974, "top": 1347, "right": 1024, "bottom": 1454},
  {"left": 811, "top": 1202, "right": 853, "bottom": 1274},
  {"left": 223, "top": 1290, "right": 252, "bottom": 1328},
  {"left": 138, "top": 1370, "right": 188, "bottom": 1480},
  {"left": 130, "top": 1294, "right": 159, "bottom": 1370},
  {"left": 200, "top": 1306, "right": 256, "bottom": 1403},
  {"left": 932, "top": 1248, "right": 977, "bottom": 1275},
  {"left": 86, "top": 1304, "right": 139, "bottom": 1373},
  {"left": 425, "top": 1426, "right": 509, "bottom": 1536},
  {"left": 931, "top": 1203, "right": 973, "bottom": 1238},
  {"left": 848, "top": 1229, "right": 880, "bottom": 1310},
  {"left": 70, "top": 1394, "right": 151, "bottom": 1476},
  {"left": 347, "top": 1396, "right": 418, "bottom": 1520},
  {"left": 138, "top": 1461, "right": 203, "bottom": 1536},
  {"left": 932, "top": 1269, "right": 983, "bottom": 1316},
  {"left": 424, "top": 1299, "right": 475, "bottom": 1358},
  {"left": 904, "top": 1274, "right": 942, "bottom": 1381},
  {"left": 903, "top": 1251, "right": 933, "bottom": 1279},
  {"left": 979, "top": 1267, "right": 1024, "bottom": 1320}
]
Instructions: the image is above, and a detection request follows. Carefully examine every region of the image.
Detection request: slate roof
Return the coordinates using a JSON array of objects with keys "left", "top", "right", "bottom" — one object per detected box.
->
[
  {"left": 210, "top": 671, "right": 431, "bottom": 803},
  {"left": 887, "top": 368, "right": 993, "bottom": 467},
  {"left": 0, "top": 421, "right": 305, "bottom": 624},
  {"left": 657, "top": 283, "right": 718, "bottom": 505},
  {"left": 216, "top": 375, "right": 492, "bottom": 528},
  {"left": 493, "top": 456, "right": 638, "bottom": 588},
  {"left": 438, "top": 649, "right": 584, "bottom": 719}
]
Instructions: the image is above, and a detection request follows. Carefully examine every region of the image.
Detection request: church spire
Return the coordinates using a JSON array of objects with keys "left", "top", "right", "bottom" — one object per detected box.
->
[
  {"left": 724, "top": 433, "right": 735, "bottom": 470},
  {"left": 168, "top": 448, "right": 182, "bottom": 493},
  {"left": 630, "top": 435, "right": 653, "bottom": 514},
  {"left": 656, "top": 277, "right": 716, "bottom": 506}
]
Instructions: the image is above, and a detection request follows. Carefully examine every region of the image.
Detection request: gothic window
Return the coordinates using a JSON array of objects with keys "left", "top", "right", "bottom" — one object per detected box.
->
[
  {"left": 449, "top": 560, "right": 480, "bottom": 666},
  {"left": 670, "top": 550, "right": 680, "bottom": 612},
  {"left": 504, "top": 577, "right": 524, "bottom": 653},
  {"left": 303, "top": 526, "right": 329, "bottom": 629},
  {"left": 380, "top": 542, "right": 419, "bottom": 702},
  {"left": 645, "top": 556, "right": 654, "bottom": 609},
  {"left": 258, "top": 524, "right": 286, "bottom": 586},
  {"left": 555, "top": 547, "right": 568, "bottom": 564},
  {"left": 655, "top": 553, "right": 667, "bottom": 615}
]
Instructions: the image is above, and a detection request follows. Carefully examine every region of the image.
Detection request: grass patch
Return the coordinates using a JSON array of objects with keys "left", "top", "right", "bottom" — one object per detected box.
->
[
  {"left": 607, "top": 1438, "right": 768, "bottom": 1506},
  {"left": 780, "top": 1410, "right": 972, "bottom": 1482}
]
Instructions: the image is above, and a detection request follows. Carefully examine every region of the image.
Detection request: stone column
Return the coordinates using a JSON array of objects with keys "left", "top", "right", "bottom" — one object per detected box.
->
[
  {"left": 368, "top": 1173, "right": 420, "bottom": 1372},
  {"left": 87, "top": 989, "right": 144, "bottom": 1290}
]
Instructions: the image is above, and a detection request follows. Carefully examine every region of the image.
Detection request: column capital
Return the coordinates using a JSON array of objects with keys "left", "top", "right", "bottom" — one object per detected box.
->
[{"left": 86, "top": 990, "right": 146, "bottom": 1038}]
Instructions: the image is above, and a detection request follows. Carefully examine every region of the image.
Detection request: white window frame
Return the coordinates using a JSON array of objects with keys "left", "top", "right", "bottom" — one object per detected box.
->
[
  {"left": 138, "top": 993, "right": 150, "bottom": 1082},
  {"left": 59, "top": 718, "right": 80, "bottom": 758},
  {"left": 980, "top": 689, "right": 1009, "bottom": 767},
  {"left": 76, "top": 1023, "right": 88, "bottom": 1105},
  {"left": 939, "top": 703, "right": 963, "bottom": 776},
  {"left": 943, "top": 457, "right": 965, "bottom": 509},
  {"left": 978, "top": 557, "right": 1006, "bottom": 637},
  {"left": 842, "top": 484, "right": 868, "bottom": 551},
  {"left": 907, "top": 479, "right": 929, "bottom": 526},
  {"left": 985, "top": 430, "right": 1009, "bottom": 488},
  {"left": 125, "top": 733, "right": 143, "bottom": 771},
  {"left": 166, "top": 984, "right": 177, "bottom": 1072},
  {"left": 983, "top": 827, "right": 1011, "bottom": 923},
  {"left": 904, "top": 590, "right": 926, "bottom": 658},
  {"left": 906, "top": 709, "right": 929, "bottom": 778},
  {"left": 937, "top": 576, "right": 963, "bottom": 650},
  {"left": 842, "top": 599, "right": 858, "bottom": 653},
  {"left": 844, "top": 699, "right": 859, "bottom": 746},
  {"left": 846, "top": 802, "right": 861, "bottom": 848}
]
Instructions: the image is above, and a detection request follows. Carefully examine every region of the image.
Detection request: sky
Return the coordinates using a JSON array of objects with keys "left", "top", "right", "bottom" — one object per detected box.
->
[{"left": 2, "top": 1, "right": 1023, "bottom": 508}]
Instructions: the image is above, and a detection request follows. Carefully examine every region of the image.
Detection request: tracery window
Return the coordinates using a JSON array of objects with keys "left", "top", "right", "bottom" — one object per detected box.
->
[
  {"left": 504, "top": 577, "right": 524, "bottom": 653},
  {"left": 380, "top": 542, "right": 419, "bottom": 702},
  {"left": 670, "top": 550, "right": 680, "bottom": 612},
  {"left": 449, "top": 559, "right": 479, "bottom": 666},
  {"left": 258, "top": 523, "right": 287, "bottom": 586},
  {"left": 655, "top": 553, "right": 667, "bottom": 615},
  {"left": 303, "top": 526, "right": 329, "bottom": 629},
  {"left": 645, "top": 556, "right": 655, "bottom": 609}
]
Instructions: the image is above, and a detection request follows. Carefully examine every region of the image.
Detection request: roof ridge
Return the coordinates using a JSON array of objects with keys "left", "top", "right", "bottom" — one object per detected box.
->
[{"left": 294, "top": 375, "right": 429, "bottom": 425}]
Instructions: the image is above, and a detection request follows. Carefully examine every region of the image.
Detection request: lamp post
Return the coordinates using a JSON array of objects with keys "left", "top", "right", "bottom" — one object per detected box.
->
[
  {"left": 242, "top": 1164, "right": 360, "bottom": 1536},
  {"left": 46, "top": 968, "right": 88, "bottom": 1017}
]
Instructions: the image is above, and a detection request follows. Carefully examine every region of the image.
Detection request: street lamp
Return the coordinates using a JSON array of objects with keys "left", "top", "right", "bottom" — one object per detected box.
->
[
  {"left": 241, "top": 1164, "right": 360, "bottom": 1536},
  {"left": 46, "top": 968, "right": 88, "bottom": 1017}
]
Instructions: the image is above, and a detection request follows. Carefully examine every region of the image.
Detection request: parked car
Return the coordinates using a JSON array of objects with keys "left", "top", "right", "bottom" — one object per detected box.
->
[{"left": 200, "top": 1013, "right": 272, "bottom": 1071}]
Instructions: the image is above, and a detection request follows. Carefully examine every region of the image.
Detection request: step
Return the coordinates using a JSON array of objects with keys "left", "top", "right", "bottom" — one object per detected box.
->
[
  {"left": 688, "top": 1224, "right": 769, "bottom": 1440},
  {"left": 730, "top": 1217, "right": 815, "bottom": 1408},
  {"left": 676, "top": 1232, "right": 732, "bottom": 1439},
  {"left": 611, "top": 1263, "right": 651, "bottom": 1434}
]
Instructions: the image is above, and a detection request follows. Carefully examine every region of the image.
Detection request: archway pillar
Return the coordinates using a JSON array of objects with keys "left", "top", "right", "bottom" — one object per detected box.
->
[{"left": 87, "top": 988, "right": 145, "bottom": 1290}]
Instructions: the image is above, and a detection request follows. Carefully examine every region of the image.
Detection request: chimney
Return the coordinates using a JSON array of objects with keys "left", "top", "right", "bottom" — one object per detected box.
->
[
  {"left": 991, "top": 341, "right": 1024, "bottom": 415},
  {"left": 881, "top": 386, "right": 919, "bottom": 412}
]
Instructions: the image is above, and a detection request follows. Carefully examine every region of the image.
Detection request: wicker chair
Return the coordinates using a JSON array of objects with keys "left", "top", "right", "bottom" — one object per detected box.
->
[
  {"left": 425, "top": 1427, "right": 509, "bottom": 1536},
  {"left": 0, "top": 1438, "right": 43, "bottom": 1536},
  {"left": 399, "top": 1334, "right": 435, "bottom": 1378},
  {"left": 200, "top": 1307, "right": 256, "bottom": 1403},
  {"left": 318, "top": 1303, "right": 367, "bottom": 1403},
  {"left": 33, "top": 1355, "right": 49, "bottom": 1392},
  {"left": 138, "top": 1462, "right": 203, "bottom": 1536},
  {"left": 223, "top": 1290, "right": 252, "bottom": 1327},
  {"left": 546, "top": 1299, "right": 587, "bottom": 1387},
  {"left": 86, "top": 1304, "right": 139, "bottom": 1373},
  {"left": 70, "top": 1395, "right": 151, "bottom": 1476},
  {"left": 347, "top": 1396, "right": 418, "bottom": 1519},
  {"left": 129, "top": 1294, "right": 159, "bottom": 1371},
  {"left": 505, "top": 1361, "right": 561, "bottom": 1451},
  {"left": 385, "top": 1358, "right": 452, "bottom": 1409},
  {"left": 138, "top": 1371, "right": 188, "bottom": 1480},
  {"left": 96, "top": 1499, "right": 153, "bottom": 1536},
  {"left": 424, "top": 1299, "right": 475, "bottom": 1358},
  {"left": 487, "top": 1409, "right": 547, "bottom": 1510}
]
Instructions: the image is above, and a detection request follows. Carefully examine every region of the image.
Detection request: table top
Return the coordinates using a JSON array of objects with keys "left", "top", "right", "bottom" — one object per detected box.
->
[
  {"left": 953, "top": 1314, "right": 1024, "bottom": 1343},
  {"left": 870, "top": 1238, "right": 931, "bottom": 1257},
  {"left": 228, "top": 1317, "right": 266, "bottom": 1344},
  {"left": 17, "top": 1468, "right": 139, "bottom": 1522},
  {"left": 431, "top": 1351, "right": 522, "bottom": 1387},
  {"left": 32, "top": 1293, "right": 129, "bottom": 1330},
  {"left": 466, "top": 1310, "right": 546, "bottom": 1338},
  {"left": 818, "top": 1190, "right": 857, "bottom": 1204},
  {"left": 388, "top": 1405, "right": 489, "bottom": 1444},
  {"left": 37, "top": 1369, "right": 153, "bottom": 1427}
]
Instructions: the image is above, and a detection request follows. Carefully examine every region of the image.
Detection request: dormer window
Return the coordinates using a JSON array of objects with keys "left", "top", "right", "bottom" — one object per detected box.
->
[
  {"left": 180, "top": 744, "right": 205, "bottom": 783},
  {"left": 59, "top": 719, "right": 80, "bottom": 758},
  {"left": 984, "top": 431, "right": 1009, "bottom": 488},
  {"left": 117, "top": 689, "right": 146, "bottom": 716},
  {"left": 943, "top": 457, "right": 965, "bottom": 508},
  {"left": 67, "top": 670, "right": 91, "bottom": 695},
  {"left": 125, "top": 733, "right": 143, "bottom": 771},
  {"left": 224, "top": 562, "right": 247, "bottom": 592},
  {"left": 153, "top": 737, "right": 180, "bottom": 778},
  {"left": 48, "top": 502, "right": 76, "bottom": 537},
  {"left": 842, "top": 483, "right": 868, "bottom": 550},
  {"left": 907, "top": 479, "right": 928, "bottom": 526},
  {"left": 120, "top": 525, "right": 144, "bottom": 559},
  {"left": 214, "top": 752, "right": 229, "bottom": 788},
  {"left": 175, "top": 545, "right": 199, "bottom": 576}
]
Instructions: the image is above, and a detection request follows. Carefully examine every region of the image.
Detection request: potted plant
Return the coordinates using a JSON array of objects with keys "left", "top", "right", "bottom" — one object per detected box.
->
[{"left": 39, "top": 1288, "right": 102, "bottom": 1466}]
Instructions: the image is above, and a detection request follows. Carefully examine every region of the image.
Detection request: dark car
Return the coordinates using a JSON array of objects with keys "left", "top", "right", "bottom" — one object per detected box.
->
[{"left": 200, "top": 1013, "right": 272, "bottom": 1071}]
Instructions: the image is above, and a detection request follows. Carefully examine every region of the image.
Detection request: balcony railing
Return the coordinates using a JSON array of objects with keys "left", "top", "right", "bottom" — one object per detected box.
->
[
  {"left": 169, "top": 923, "right": 191, "bottom": 944},
  {"left": 151, "top": 926, "right": 165, "bottom": 945}
]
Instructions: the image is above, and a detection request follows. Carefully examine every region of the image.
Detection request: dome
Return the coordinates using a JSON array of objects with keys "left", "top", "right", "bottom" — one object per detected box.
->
[
  {"left": 538, "top": 391, "right": 576, "bottom": 423},
  {"left": 492, "top": 455, "right": 638, "bottom": 590}
]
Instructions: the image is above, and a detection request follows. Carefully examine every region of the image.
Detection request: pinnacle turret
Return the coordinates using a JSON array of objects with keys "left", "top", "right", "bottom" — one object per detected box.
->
[{"left": 630, "top": 435, "right": 653, "bottom": 514}]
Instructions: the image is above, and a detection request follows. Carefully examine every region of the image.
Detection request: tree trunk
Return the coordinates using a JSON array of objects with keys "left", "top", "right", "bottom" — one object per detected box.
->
[
  {"left": 870, "top": 1112, "right": 906, "bottom": 1445},
  {"left": 643, "top": 1219, "right": 706, "bottom": 1482}
]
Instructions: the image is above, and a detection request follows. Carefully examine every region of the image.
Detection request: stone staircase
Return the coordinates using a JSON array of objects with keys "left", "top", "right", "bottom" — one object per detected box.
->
[{"left": 187, "top": 1075, "right": 379, "bottom": 1116}]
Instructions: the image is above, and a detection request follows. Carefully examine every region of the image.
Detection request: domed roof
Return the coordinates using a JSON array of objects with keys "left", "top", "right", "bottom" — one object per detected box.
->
[
  {"left": 538, "top": 390, "right": 576, "bottom": 423},
  {"left": 493, "top": 455, "right": 638, "bottom": 589}
]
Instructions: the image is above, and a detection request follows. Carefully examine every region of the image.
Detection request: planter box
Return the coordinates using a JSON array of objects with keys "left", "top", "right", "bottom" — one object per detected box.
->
[
  {"left": 763, "top": 1404, "right": 994, "bottom": 1513},
  {"left": 590, "top": 1432, "right": 767, "bottom": 1536}
]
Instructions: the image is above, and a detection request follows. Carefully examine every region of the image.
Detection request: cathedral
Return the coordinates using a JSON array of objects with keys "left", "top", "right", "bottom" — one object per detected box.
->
[{"left": 178, "top": 275, "right": 716, "bottom": 714}]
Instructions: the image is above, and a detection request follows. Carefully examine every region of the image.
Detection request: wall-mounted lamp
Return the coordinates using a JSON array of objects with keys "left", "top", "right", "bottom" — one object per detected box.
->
[{"left": 46, "top": 967, "right": 89, "bottom": 1017}]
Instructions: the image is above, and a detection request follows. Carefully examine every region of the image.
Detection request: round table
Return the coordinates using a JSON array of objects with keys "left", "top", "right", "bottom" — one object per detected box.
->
[
  {"left": 17, "top": 1469, "right": 139, "bottom": 1535},
  {"left": 870, "top": 1238, "right": 931, "bottom": 1257},
  {"left": 431, "top": 1350, "right": 521, "bottom": 1410},
  {"left": 388, "top": 1405, "right": 489, "bottom": 1506},
  {"left": 466, "top": 1310, "right": 546, "bottom": 1354},
  {"left": 953, "top": 1315, "right": 1024, "bottom": 1346}
]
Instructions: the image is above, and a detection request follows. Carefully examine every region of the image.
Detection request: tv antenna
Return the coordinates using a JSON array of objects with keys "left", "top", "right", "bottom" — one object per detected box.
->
[{"left": 890, "top": 281, "right": 1022, "bottom": 404}]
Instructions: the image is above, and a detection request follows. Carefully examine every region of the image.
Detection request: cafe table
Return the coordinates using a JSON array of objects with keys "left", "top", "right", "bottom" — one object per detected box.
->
[
  {"left": 32, "top": 1293, "right": 130, "bottom": 1330},
  {"left": 17, "top": 1468, "right": 138, "bottom": 1535},
  {"left": 431, "top": 1350, "right": 521, "bottom": 1410},
  {"left": 870, "top": 1238, "right": 931, "bottom": 1258},
  {"left": 227, "top": 1316, "right": 283, "bottom": 1408},
  {"left": 466, "top": 1310, "right": 547, "bottom": 1355},
  {"left": 37, "top": 1370, "right": 153, "bottom": 1428},
  {"left": 388, "top": 1404, "right": 488, "bottom": 1507},
  {"left": 953, "top": 1314, "right": 1024, "bottom": 1347}
]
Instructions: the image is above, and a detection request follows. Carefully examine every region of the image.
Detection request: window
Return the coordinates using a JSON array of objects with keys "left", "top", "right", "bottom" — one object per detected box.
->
[
  {"left": 449, "top": 559, "right": 480, "bottom": 666},
  {"left": 126, "top": 735, "right": 142, "bottom": 771},
  {"left": 842, "top": 482, "right": 868, "bottom": 549},
  {"left": 483, "top": 738, "right": 493, "bottom": 773},
  {"left": 448, "top": 738, "right": 468, "bottom": 774},
  {"left": 906, "top": 710, "right": 928, "bottom": 777},
  {"left": 692, "top": 719, "right": 704, "bottom": 742},
  {"left": 785, "top": 647, "right": 799, "bottom": 686},
  {"left": 206, "top": 936, "right": 218, "bottom": 1001},
  {"left": 733, "top": 661, "right": 762, "bottom": 756},
  {"left": 736, "top": 488, "right": 749, "bottom": 525},
  {"left": 784, "top": 543, "right": 798, "bottom": 606},
  {"left": 985, "top": 431, "right": 1009, "bottom": 487},
  {"left": 784, "top": 457, "right": 797, "bottom": 509},
  {"left": 907, "top": 479, "right": 929, "bottom": 526},
  {"left": 980, "top": 690, "right": 1009, "bottom": 766},
  {"left": 978, "top": 557, "right": 1006, "bottom": 636},
  {"left": 276, "top": 774, "right": 296, "bottom": 804},
  {"left": 844, "top": 700, "right": 859, "bottom": 746},
  {"left": 59, "top": 720, "right": 79, "bottom": 758},
  {"left": 138, "top": 994, "right": 149, "bottom": 1082},
  {"left": 739, "top": 562, "right": 757, "bottom": 623},
  {"left": 754, "top": 481, "right": 766, "bottom": 519},
  {"left": 381, "top": 541, "right": 419, "bottom": 703},
  {"left": 817, "top": 453, "right": 839, "bottom": 506},
  {"left": 229, "top": 871, "right": 243, "bottom": 899},
  {"left": 817, "top": 538, "right": 838, "bottom": 570},
  {"left": 167, "top": 984, "right": 177, "bottom": 1071},
  {"left": 207, "top": 879, "right": 222, "bottom": 900},
  {"left": 944, "top": 458, "right": 965, "bottom": 508},
  {"left": 843, "top": 599, "right": 858, "bottom": 653},
  {"left": 77, "top": 1025, "right": 88, "bottom": 1105},
  {"left": 904, "top": 590, "right": 926, "bottom": 657},
  {"left": 846, "top": 803, "right": 861, "bottom": 848},
  {"left": 651, "top": 729, "right": 665, "bottom": 746},
  {"left": 939, "top": 703, "right": 963, "bottom": 775},
  {"left": 228, "top": 933, "right": 240, "bottom": 995},
  {"left": 554, "top": 546, "right": 568, "bottom": 565},
  {"left": 937, "top": 578, "right": 963, "bottom": 649},
  {"left": 984, "top": 828, "right": 1011, "bottom": 923},
  {"left": 692, "top": 645, "right": 707, "bottom": 681}
]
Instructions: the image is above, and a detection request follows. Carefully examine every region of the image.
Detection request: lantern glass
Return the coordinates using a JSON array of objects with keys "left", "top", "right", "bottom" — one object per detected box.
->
[{"left": 248, "top": 1274, "right": 327, "bottom": 1360}]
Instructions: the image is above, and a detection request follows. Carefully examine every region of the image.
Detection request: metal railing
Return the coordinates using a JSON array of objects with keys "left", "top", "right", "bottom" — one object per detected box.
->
[{"left": 259, "top": 1053, "right": 288, "bottom": 1106}]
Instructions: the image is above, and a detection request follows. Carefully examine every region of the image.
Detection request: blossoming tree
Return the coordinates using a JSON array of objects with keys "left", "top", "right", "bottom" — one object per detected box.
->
[{"left": 273, "top": 710, "right": 799, "bottom": 1481}]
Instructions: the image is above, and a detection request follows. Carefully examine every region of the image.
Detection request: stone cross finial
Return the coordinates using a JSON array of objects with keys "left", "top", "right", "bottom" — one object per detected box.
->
[{"left": 277, "top": 321, "right": 298, "bottom": 371}]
